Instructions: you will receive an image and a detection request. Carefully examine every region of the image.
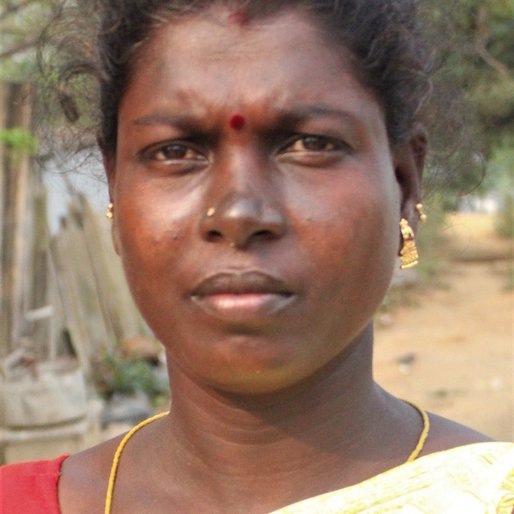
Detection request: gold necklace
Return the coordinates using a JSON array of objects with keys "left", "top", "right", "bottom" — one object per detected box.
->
[
  {"left": 104, "top": 402, "right": 429, "bottom": 513},
  {"left": 104, "top": 411, "right": 169, "bottom": 514},
  {"left": 404, "top": 401, "right": 430, "bottom": 462}
]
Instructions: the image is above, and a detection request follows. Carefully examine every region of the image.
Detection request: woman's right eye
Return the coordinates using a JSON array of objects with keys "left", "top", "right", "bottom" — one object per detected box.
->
[{"left": 143, "top": 142, "right": 207, "bottom": 163}]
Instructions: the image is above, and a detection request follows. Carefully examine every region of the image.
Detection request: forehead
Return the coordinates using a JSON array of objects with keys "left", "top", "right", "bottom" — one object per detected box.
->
[{"left": 121, "top": 7, "right": 382, "bottom": 126}]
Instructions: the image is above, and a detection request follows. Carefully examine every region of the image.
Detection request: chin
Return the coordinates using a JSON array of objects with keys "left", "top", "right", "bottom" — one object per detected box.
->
[{"left": 173, "top": 331, "right": 359, "bottom": 397}]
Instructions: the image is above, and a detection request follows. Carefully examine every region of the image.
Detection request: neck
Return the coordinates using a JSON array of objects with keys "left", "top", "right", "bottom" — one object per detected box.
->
[
  {"left": 155, "top": 325, "right": 416, "bottom": 511},
  {"left": 169, "top": 324, "right": 376, "bottom": 448}
]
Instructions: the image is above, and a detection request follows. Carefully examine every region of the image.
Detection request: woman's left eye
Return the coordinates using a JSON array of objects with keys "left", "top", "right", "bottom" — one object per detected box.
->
[{"left": 282, "top": 135, "right": 344, "bottom": 153}]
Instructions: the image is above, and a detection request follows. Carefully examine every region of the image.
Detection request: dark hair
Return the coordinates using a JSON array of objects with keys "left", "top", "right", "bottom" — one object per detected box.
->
[{"left": 49, "top": 0, "right": 433, "bottom": 157}]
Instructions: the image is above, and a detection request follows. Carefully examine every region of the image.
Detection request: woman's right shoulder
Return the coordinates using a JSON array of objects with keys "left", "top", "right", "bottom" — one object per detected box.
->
[
  {"left": 0, "top": 436, "right": 122, "bottom": 514},
  {"left": 57, "top": 435, "right": 124, "bottom": 513}
]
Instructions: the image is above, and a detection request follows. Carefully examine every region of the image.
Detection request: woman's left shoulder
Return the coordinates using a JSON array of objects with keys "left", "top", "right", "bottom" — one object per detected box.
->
[
  {"left": 424, "top": 411, "right": 496, "bottom": 453},
  {"left": 416, "top": 413, "right": 514, "bottom": 512}
]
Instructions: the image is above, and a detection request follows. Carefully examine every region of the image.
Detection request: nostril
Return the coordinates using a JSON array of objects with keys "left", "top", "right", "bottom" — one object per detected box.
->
[
  {"left": 207, "top": 230, "right": 223, "bottom": 242},
  {"left": 254, "top": 229, "right": 275, "bottom": 240}
]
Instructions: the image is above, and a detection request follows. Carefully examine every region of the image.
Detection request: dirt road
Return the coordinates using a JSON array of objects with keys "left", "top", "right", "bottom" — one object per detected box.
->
[{"left": 375, "top": 258, "right": 513, "bottom": 441}]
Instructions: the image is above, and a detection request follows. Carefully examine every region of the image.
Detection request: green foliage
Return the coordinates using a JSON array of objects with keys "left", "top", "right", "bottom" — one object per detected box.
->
[
  {"left": 0, "top": 127, "right": 38, "bottom": 154},
  {"left": 438, "top": 0, "right": 514, "bottom": 133},
  {"left": 0, "top": 127, "right": 38, "bottom": 166},
  {"left": 93, "top": 352, "right": 169, "bottom": 403}
]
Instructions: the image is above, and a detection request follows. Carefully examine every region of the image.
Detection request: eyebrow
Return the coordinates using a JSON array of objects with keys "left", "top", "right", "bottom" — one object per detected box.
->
[
  {"left": 133, "top": 114, "right": 198, "bottom": 130},
  {"left": 132, "top": 105, "right": 361, "bottom": 130},
  {"left": 274, "top": 105, "right": 362, "bottom": 129},
  {"left": 286, "top": 105, "right": 356, "bottom": 120}
]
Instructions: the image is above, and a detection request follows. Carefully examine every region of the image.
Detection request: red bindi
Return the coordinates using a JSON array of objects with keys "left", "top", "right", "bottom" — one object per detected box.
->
[
  {"left": 229, "top": 114, "right": 246, "bottom": 131},
  {"left": 228, "top": 9, "right": 249, "bottom": 26}
]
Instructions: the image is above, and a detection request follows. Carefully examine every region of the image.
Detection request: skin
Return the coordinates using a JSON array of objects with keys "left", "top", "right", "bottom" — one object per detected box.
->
[
  {"left": 112, "top": 10, "right": 402, "bottom": 395},
  {"left": 59, "top": 7, "right": 489, "bottom": 514}
]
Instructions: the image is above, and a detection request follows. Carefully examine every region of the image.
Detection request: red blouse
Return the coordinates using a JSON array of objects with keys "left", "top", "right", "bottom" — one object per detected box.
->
[{"left": 0, "top": 455, "right": 69, "bottom": 514}]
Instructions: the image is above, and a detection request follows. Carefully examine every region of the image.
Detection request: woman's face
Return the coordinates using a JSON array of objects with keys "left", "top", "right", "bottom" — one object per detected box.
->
[{"left": 108, "top": 8, "right": 418, "bottom": 394}]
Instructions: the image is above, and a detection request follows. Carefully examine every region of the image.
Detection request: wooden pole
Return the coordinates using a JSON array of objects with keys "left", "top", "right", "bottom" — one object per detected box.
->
[
  {"left": 0, "top": 83, "right": 33, "bottom": 357},
  {"left": 29, "top": 180, "right": 50, "bottom": 360},
  {"left": 0, "top": 83, "right": 6, "bottom": 348}
]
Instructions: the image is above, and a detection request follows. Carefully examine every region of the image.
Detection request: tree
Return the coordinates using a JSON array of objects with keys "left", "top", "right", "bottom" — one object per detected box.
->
[
  {"left": 0, "top": 0, "right": 61, "bottom": 80},
  {"left": 413, "top": 0, "right": 513, "bottom": 204},
  {"left": 447, "top": 0, "right": 514, "bottom": 152}
]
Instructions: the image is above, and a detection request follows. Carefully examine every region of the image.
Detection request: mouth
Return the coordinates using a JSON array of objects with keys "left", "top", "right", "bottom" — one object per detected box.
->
[{"left": 190, "top": 271, "right": 296, "bottom": 322}]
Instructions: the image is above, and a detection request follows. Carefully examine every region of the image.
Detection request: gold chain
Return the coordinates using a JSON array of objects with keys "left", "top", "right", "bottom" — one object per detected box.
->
[
  {"left": 404, "top": 401, "right": 430, "bottom": 462},
  {"left": 104, "top": 411, "right": 169, "bottom": 514}
]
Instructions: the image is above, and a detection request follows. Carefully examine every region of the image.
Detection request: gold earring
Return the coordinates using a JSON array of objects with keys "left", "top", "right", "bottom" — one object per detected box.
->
[
  {"left": 106, "top": 202, "right": 114, "bottom": 220},
  {"left": 399, "top": 218, "right": 419, "bottom": 269},
  {"left": 416, "top": 203, "right": 427, "bottom": 222}
]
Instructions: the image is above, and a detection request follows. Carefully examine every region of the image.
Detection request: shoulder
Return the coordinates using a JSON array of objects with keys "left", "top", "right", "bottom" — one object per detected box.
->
[
  {"left": 417, "top": 415, "right": 514, "bottom": 513},
  {"left": 423, "top": 411, "right": 494, "bottom": 454},
  {"left": 412, "top": 441, "right": 514, "bottom": 512},
  {"left": 276, "top": 441, "right": 514, "bottom": 513},
  {"left": 58, "top": 435, "right": 123, "bottom": 513},
  {"left": 0, "top": 455, "right": 69, "bottom": 514}
]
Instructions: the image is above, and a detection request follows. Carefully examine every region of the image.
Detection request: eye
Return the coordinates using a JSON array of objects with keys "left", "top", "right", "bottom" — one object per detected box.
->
[
  {"left": 150, "top": 143, "right": 205, "bottom": 162},
  {"left": 139, "top": 141, "right": 209, "bottom": 174},
  {"left": 281, "top": 135, "right": 345, "bottom": 153}
]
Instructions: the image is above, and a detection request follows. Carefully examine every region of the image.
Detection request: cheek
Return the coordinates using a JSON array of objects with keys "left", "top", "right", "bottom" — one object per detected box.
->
[
  {"left": 113, "top": 190, "right": 184, "bottom": 302},
  {"left": 302, "top": 171, "right": 400, "bottom": 301},
  {"left": 300, "top": 171, "right": 399, "bottom": 251},
  {"left": 113, "top": 173, "right": 200, "bottom": 261},
  {"left": 347, "top": 177, "right": 399, "bottom": 273}
]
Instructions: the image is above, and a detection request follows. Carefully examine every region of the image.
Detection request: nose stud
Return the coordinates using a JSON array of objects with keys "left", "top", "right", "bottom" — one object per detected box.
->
[{"left": 206, "top": 207, "right": 216, "bottom": 217}]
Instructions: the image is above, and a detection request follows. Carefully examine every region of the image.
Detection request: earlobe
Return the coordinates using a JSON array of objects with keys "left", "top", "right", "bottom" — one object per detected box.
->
[{"left": 393, "top": 123, "right": 427, "bottom": 222}]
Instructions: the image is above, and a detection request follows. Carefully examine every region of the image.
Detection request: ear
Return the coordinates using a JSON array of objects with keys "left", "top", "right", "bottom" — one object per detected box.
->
[
  {"left": 102, "top": 149, "right": 121, "bottom": 256},
  {"left": 392, "top": 123, "right": 427, "bottom": 230}
]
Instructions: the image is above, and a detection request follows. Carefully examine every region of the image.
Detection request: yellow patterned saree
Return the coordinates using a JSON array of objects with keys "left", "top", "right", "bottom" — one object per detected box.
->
[{"left": 272, "top": 442, "right": 514, "bottom": 513}]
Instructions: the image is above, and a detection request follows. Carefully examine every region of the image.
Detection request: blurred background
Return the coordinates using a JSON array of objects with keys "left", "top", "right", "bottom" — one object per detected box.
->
[{"left": 0, "top": 0, "right": 512, "bottom": 464}]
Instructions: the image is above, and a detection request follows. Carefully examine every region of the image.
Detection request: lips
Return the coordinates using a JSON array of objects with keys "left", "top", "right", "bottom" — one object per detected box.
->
[{"left": 190, "top": 271, "right": 296, "bottom": 322}]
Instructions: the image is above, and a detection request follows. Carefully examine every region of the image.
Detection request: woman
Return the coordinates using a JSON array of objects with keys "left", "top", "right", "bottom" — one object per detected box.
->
[{"left": 2, "top": 1, "right": 513, "bottom": 512}]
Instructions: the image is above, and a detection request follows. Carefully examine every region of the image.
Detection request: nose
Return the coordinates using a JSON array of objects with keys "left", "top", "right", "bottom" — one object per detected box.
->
[{"left": 200, "top": 190, "right": 286, "bottom": 249}]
